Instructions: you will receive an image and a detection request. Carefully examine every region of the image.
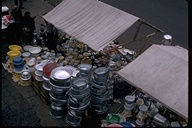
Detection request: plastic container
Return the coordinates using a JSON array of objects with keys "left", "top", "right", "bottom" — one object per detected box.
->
[{"left": 106, "top": 113, "right": 121, "bottom": 124}]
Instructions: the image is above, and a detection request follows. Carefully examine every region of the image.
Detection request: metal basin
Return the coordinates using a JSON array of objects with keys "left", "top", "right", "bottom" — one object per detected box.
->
[{"left": 49, "top": 67, "right": 72, "bottom": 86}]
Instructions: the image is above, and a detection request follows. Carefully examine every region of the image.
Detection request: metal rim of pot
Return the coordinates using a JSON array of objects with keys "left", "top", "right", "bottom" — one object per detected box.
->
[
  {"left": 90, "top": 84, "right": 107, "bottom": 95},
  {"left": 91, "top": 79, "right": 108, "bottom": 89},
  {"left": 70, "top": 86, "right": 90, "bottom": 98},
  {"left": 91, "top": 76, "right": 109, "bottom": 85},
  {"left": 78, "top": 63, "right": 92, "bottom": 74},
  {"left": 72, "top": 77, "right": 89, "bottom": 90},
  {"left": 49, "top": 75, "right": 72, "bottom": 86},
  {"left": 69, "top": 92, "right": 90, "bottom": 102},
  {"left": 90, "top": 91, "right": 109, "bottom": 101},
  {"left": 50, "top": 83, "right": 70, "bottom": 92},
  {"left": 49, "top": 93, "right": 67, "bottom": 104},
  {"left": 94, "top": 67, "right": 109, "bottom": 77},
  {"left": 68, "top": 109, "right": 84, "bottom": 117},
  {"left": 49, "top": 79, "right": 71, "bottom": 89},
  {"left": 50, "top": 67, "right": 72, "bottom": 83},
  {"left": 67, "top": 96, "right": 90, "bottom": 110},
  {"left": 42, "top": 81, "right": 51, "bottom": 91},
  {"left": 65, "top": 112, "right": 81, "bottom": 127}
]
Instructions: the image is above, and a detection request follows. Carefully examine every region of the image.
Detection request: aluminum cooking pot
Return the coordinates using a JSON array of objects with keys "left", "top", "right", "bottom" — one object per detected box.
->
[
  {"left": 50, "top": 67, "right": 72, "bottom": 85},
  {"left": 67, "top": 96, "right": 90, "bottom": 110},
  {"left": 49, "top": 80, "right": 71, "bottom": 89},
  {"left": 72, "top": 77, "right": 89, "bottom": 90},
  {"left": 70, "top": 85, "right": 90, "bottom": 98},
  {"left": 94, "top": 67, "right": 109, "bottom": 77},
  {"left": 78, "top": 63, "right": 92, "bottom": 74}
]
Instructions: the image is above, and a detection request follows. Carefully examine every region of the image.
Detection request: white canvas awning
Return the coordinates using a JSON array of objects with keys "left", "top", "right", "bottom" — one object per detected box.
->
[
  {"left": 117, "top": 44, "right": 188, "bottom": 119},
  {"left": 42, "top": 0, "right": 139, "bottom": 51}
]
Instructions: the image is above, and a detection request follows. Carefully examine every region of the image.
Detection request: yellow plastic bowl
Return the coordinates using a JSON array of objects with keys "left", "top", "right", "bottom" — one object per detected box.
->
[
  {"left": 7, "top": 50, "right": 21, "bottom": 58},
  {"left": 9, "top": 45, "right": 22, "bottom": 51}
]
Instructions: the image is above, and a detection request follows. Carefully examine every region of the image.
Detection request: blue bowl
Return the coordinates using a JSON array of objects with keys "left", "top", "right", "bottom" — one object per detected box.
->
[
  {"left": 120, "top": 121, "right": 132, "bottom": 127},
  {"left": 13, "top": 57, "right": 23, "bottom": 65}
]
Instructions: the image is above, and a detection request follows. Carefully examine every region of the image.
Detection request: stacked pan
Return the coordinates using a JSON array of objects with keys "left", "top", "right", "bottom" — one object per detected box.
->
[
  {"left": 66, "top": 77, "right": 90, "bottom": 127},
  {"left": 90, "top": 67, "right": 110, "bottom": 115},
  {"left": 49, "top": 67, "right": 72, "bottom": 118}
]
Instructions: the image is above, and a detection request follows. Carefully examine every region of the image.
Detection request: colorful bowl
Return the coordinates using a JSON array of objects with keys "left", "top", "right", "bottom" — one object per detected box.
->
[
  {"left": 13, "top": 57, "right": 23, "bottom": 65},
  {"left": 120, "top": 121, "right": 133, "bottom": 127},
  {"left": 9, "top": 45, "right": 22, "bottom": 51},
  {"left": 7, "top": 50, "right": 21, "bottom": 60},
  {"left": 106, "top": 113, "right": 121, "bottom": 124}
]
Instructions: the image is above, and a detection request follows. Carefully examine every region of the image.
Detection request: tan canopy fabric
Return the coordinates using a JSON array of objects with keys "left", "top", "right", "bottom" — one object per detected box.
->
[
  {"left": 117, "top": 44, "right": 188, "bottom": 119},
  {"left": 42, "top": 0, "right": 139, "bottom": 51}
]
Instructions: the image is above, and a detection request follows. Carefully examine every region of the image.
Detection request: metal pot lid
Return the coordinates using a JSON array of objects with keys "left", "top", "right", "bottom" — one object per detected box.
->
[
  {"left": 50, "top": 67, "right": 72, "bottom": 80},
  {"left": 94, "top": 67, "right": 109, "bottom": 76}
]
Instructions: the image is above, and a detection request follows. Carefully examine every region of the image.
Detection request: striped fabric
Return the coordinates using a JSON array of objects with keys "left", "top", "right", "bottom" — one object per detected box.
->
[{"left": 42, "top": 0, "right": 139, "bottom": 51}]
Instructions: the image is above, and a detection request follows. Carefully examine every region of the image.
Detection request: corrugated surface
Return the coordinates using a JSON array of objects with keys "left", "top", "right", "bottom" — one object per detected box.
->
[
  {"left": 117, "top": 44, "right": 188, "bottom": 119},
  {"left": 42, "top": 0, "right": 139, "bottom": 51}
]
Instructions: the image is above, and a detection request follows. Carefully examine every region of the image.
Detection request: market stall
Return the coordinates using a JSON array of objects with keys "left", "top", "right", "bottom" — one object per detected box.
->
[
  {"left": 42, "top": 0, "right": 139, "bottom": 52},
  {"left": 3, "top": 0, "right": 188, "bottom": 127},
  {"left": 117, "top": 44, "right": 188, "bottom": 120}
]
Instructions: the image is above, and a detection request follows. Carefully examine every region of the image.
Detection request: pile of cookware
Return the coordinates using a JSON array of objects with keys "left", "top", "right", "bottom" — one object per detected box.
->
[
  {"left": 19, "top": 69, "right": 32, "bottom": 86},
  {"left": 90, "top": 67, "right": 110, "bottom": 115},
  {"left": 113, "top": 75, "right": 125, "bottom": 98},
  {"left": 12, "top": 57, "right": 24, "bottom": 82},
  {"left": 42, "top": 62, "right": 58, "bottom": 92},
  {"left": 49, "top": 67, "right": 72, "bottom": 118},
  {"left": 66, "top": 77, "right": 90, "bottom": 127}
]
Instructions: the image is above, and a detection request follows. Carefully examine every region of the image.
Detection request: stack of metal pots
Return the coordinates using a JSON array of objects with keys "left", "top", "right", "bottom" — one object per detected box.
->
[
  {"left": 66, "top": 77, "right": 90, "bottom": 127},
  {"left": 113, "top": 75, "right": 125, "bottom": 98},
  {"left": 49, "top": 67, "right": 72, "bottom": 118},
  {"left": 90, "top": 67, "right": 110, "bottom": 115}
]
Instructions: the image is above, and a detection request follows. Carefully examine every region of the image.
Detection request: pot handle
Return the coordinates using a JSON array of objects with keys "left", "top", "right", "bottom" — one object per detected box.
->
[
  {"left": 70, "top": 96, "right": 78, "bottom": 104},
  {"left": 65, "top": 88, "right": 71, "bottom": 97}
]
